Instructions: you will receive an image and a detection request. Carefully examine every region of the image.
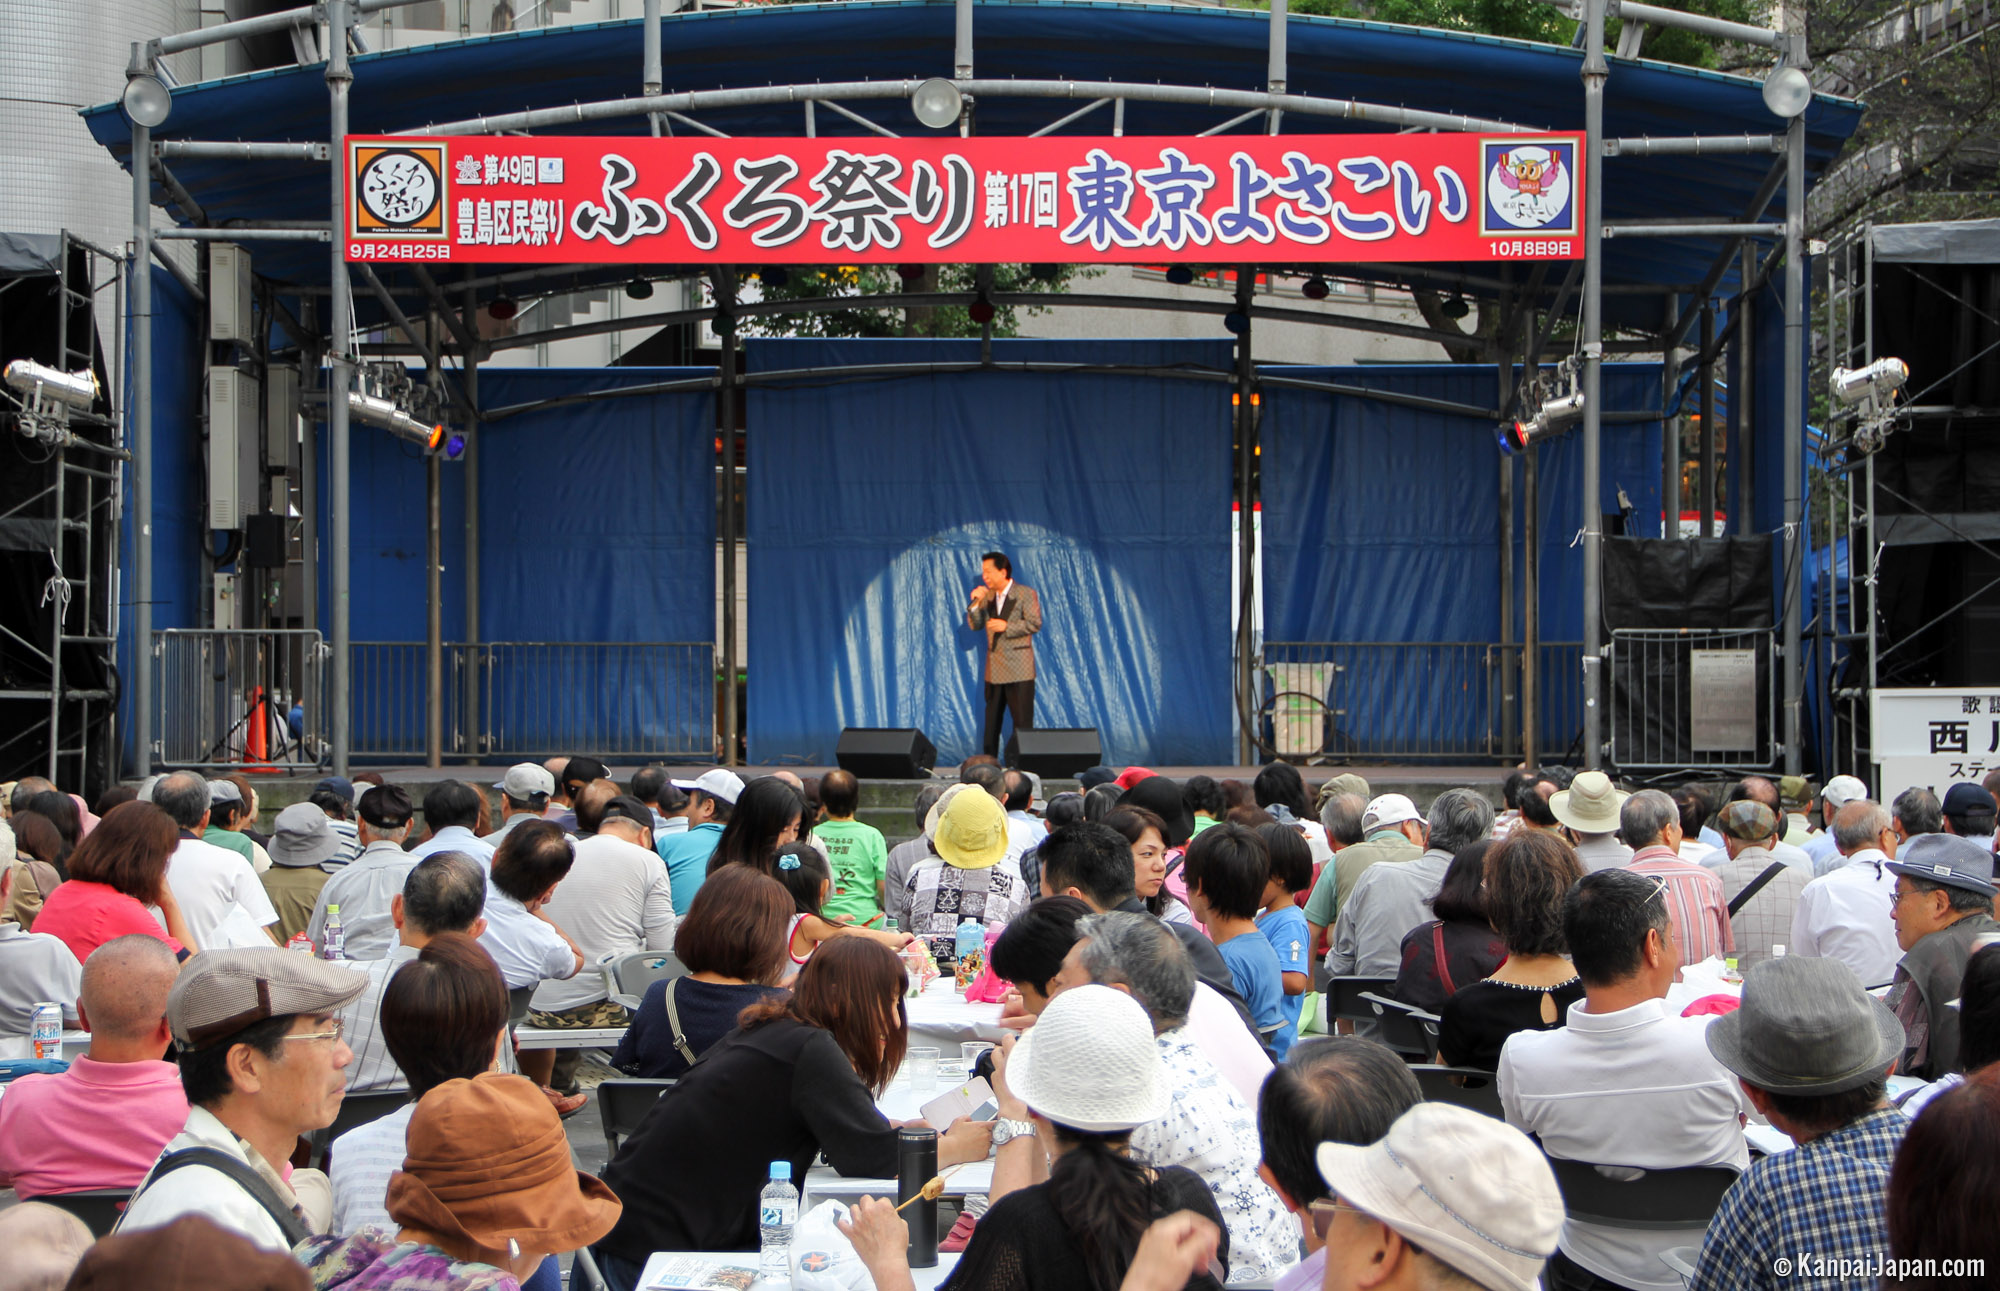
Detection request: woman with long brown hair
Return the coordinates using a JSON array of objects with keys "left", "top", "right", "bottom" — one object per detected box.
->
[
  {"left": 32, "top": 801, "right": 197, "bottom": 961},
  {"left": 592, "top": 938, "right": 993, "bottom": 1288}
]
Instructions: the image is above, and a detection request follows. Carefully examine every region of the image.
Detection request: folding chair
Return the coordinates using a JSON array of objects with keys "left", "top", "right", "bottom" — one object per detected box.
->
[
  {"left": 1357, "top": 991, "right": 1440, "bottom": 1061},
  {"left": 1542, "top": 1154, "right": 1739, "bottom": 1230},
  {"left": 600, "top": 950, "right": 689, "bottom": 1011},
  {"left": 1322, "top": 976, "right": 1396, "bottom": 1033},
  {"left": 1659, "top": 1245, "right": 1701, "bottom": 1287},
  {"left": 32, "top": 1189, "right": 132, "bottom": 1237},
  {"left": 1408, "top": 1063, "right": 1504, "bottom": 1118},
  {"left": 596, "top": 1076, "right": 679, "bottom": 1160}
]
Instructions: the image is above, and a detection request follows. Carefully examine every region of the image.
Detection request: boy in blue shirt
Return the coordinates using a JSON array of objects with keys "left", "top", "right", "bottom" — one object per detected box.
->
[
  {"left": 1183, "top": 822, "right": 1296, "bottom": 1057},
  {"left": 1252, "top": 823, "right": 1314, "bottom": 1042}
]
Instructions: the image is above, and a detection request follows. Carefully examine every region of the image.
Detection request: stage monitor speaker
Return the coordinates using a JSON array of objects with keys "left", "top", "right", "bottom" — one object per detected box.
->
[
  {"left": 1005, "top": 729, "right": 1102, "bottom": 778},
  {"left": 836, "top": 727, "right": 937, "bottom": 779}
]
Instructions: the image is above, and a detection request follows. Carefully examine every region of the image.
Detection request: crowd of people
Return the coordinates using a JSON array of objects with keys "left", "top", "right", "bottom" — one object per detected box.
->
[{"left": 0, "top": 757, "right": 1996, "bottom": 1291}]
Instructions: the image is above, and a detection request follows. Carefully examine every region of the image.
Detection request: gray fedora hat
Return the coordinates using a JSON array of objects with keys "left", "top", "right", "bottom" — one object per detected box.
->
[
  {"left": 1886, "top": 832, "right": 1999, "bottom": 898},
  {"left": 1706, "top": 957, "right": 1904, "bottom": 1095}
]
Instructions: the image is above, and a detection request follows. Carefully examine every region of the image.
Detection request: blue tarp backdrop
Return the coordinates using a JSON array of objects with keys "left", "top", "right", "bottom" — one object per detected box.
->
[{"left": 745, "top": 338, "right": 1237, "bottom": 767}]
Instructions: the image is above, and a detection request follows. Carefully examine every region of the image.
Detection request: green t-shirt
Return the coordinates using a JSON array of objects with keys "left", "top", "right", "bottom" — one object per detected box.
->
[
  {"left": 814, "top": 817, "right": 889, "bottom": 926},
  {"left": 204, "top": 825, "right": 258, "bottom": 864}
]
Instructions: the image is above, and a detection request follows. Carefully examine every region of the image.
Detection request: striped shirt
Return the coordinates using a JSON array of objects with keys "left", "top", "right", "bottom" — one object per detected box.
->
[
  {"left": 327, "top": 1103, "right": 416, "bottom": 1236},
  {"left": 1626, "top": 846, "right": 1734, "bottom": 965},
  {"left": 336, "top": 945, "right": 421, "bottom": 1093}
]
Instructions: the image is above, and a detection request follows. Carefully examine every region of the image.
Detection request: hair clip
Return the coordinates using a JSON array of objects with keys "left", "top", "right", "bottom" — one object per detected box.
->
[{"left": 779, "top": 855, "right": 801, "bottom": 871}]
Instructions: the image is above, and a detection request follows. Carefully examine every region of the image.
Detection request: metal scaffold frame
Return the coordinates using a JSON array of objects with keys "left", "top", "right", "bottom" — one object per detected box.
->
[{"left": 117, "top": 0, "right": 1821, "bottom": 776}]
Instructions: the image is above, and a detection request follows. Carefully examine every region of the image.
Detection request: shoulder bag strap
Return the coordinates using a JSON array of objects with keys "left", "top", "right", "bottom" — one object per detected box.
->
[
  {"left": 660, "top": 978, "right": 700, "bottom": 1069},
  {"left": 1728, "top": 862, "right": 1789, "bottom": 918},
  {"left": 1432, "top": 922, "right": 1457, "bottom": 997},
  {"left": 130, "top": 1146, "right": 311, "bottom": 1246}
]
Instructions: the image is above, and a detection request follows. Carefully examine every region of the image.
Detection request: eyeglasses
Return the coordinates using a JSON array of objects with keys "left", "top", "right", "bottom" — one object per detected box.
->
[
  {"left": 1307, "top": 1199, "right": 1426, "bottom": 1255},
  {"left": 283, "top": 1018, "right": 345, "bottom": 1045}
]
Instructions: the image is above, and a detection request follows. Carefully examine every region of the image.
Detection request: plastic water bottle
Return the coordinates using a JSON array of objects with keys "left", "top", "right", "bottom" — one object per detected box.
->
[
  {"left": 322, "top": 904, "right": 346, "bottom": 961},
  {"left": 954, "top": 918, "right": 982, "bottom": 964},
  {"left": 31, "top": 1003, "right": 62, "bottom": 1061},
  {"left": 758, "top": 1160, "right": 798, "bottom": 1281}
]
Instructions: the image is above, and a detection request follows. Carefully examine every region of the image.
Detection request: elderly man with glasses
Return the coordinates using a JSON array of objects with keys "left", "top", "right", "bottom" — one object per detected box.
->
[
  {"left": 119, "top": 946, "right": 366, "bottom": 1251},
  {"left": 1498, "top": 869, "right": 1750, "bottom": 1291}
]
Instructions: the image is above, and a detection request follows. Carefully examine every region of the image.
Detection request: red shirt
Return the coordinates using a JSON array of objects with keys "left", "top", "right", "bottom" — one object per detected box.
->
[
  {"left": 31, "top": 879, "right": 185, "bottom": 965},
  {"left": 0, "top": 1056, "right": 190, "bottom": 1194}
]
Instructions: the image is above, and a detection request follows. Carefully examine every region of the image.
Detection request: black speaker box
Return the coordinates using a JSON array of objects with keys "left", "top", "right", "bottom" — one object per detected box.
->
[
  {"left": 835, "top": 727, "right": 937, "bottom": 779},
  {"left": 1005, "top": 728, "right": 1102, "bottom": 778},
  {"left": 244, "top": 514, "right": 288, "bottom": 569}
]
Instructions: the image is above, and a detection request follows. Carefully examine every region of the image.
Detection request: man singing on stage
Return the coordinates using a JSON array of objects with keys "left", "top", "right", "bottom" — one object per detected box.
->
[{"left": 964, "top": 551, "right": 1042, "bottom": 757}]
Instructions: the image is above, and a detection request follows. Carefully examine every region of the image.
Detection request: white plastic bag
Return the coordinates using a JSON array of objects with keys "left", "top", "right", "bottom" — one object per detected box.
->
[{"left": 790, "top": 1199, "right": 872, "bottom": 1291}]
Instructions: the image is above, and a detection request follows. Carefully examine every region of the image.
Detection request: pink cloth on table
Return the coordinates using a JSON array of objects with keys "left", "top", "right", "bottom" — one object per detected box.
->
[
  {"left": 1680, "top": 994, "right": 1741, "bottom": 1017},
  {"left": 0, "top": 1056, "right": 191, "bottom": 1195}
]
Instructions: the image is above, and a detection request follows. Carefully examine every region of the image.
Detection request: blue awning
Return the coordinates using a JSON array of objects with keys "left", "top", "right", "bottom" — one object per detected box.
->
[{"left": 83, "top": 0, "right": 1862, "bottom": 329}]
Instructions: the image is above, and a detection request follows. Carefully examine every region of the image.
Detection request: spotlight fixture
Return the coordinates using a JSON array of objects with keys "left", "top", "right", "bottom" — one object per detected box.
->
[
  {"left": 1223, "top": 310, "right": 1248, "bottom": 336},
  {"left": 911, "top": 77, "right": 964, "bottom": 130},
  {"left": 968, "top": 298, "right": 996, "bottom": 324},
  {"left": 1301, "top": 276, "right": 1330, "bottom": 301},
  {"left": 4, "top": 360, "right": 99, "bottom": 411},
  {"left": 897, "top": 263, "right": 925, "bottom": 282},
  {"left": 1165, "top": 265, "right": 1196, "bottom": 286},
  {"left": 487, "top": 297, "right": 518, "bottom": 321},
  {"left": 348, "top": 389, "right": 446, "bottom": 453},
  {"left": 1440, "top": 294, "right": 1471, "bottom": 320},
  {"left": 1830, "top": 357, "right": 1909, "bottom": 406},
  {"left": 624, "top": 278, "right": 654, "bottom": 301},
  {"left": 1499, "top": 389, "right": 1587, "bottom": 454},
  {"left": 121, "top": 73, "right": 173, "bottom": 128},
  {"left": 443, "top": 432, "right": 467, "bottom": 461},
  {"left": 1761, "top": 65, "right": 1812, "bottom": 119},
  {"left": 761, "top": 266, "right": 790, "bottom": 289},
  {"left": 1029, "top": 264, "right": 1059, "bottom": 281}
]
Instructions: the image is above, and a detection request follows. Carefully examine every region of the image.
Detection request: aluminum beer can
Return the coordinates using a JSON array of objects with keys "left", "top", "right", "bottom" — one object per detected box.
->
[{"left": 31, "top": 1002, "right": 62, "bottom": 1061}]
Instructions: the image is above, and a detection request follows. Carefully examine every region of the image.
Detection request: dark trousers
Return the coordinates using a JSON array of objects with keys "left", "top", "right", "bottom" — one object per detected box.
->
[{"left": 982, "top": 678, "right": 1035, "bottom": 756}]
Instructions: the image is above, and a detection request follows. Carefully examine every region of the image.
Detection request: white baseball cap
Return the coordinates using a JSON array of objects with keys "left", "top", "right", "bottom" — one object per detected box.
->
[
  {"left": 1821, "top": 774, "right": 1869, "bottom": 810},
  {"left": 1316, "top": 1103, "right": 1563, "bottom": 1291},
  {"left": 672, "top": 768, "right": 745, "bottom": 805},
  {"left": 1361, "top": 793, "right": 1421, "bottom": 831},
  {"left": 493, "top": 763, "right": 556, "bottom": 801}
]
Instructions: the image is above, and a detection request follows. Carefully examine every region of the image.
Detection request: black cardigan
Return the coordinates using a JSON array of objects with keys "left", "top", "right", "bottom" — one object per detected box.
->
[
  {"left": 598, "top": 1015, "right": 901, "bottom": 1261},
  {"left": 943, "top": 1166, "right": 1229, "bottom": 1291}
]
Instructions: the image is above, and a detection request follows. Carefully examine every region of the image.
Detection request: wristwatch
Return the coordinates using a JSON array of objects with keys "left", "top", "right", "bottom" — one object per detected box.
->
[{"left": 990, "top": 1118, "right": 1037, "bottom": 1148}]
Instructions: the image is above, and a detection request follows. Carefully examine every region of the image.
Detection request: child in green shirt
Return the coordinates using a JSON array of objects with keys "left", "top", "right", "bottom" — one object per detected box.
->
[{"left": 812, "top": 769, "right": 890, "bottom": 926}]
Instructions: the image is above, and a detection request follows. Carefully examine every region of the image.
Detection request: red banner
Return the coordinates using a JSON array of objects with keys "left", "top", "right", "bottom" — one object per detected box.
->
[{"left": 344, "top": 133, "right": 1584, "bottom": 266}]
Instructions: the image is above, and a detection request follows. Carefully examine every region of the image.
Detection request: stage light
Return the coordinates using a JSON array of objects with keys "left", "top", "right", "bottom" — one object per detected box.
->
[
  {"left": 1301, "top": 276, "right": 1329, "bottom": 300},
  {"left": 488, "top": 297, "right": 518, "bottom": 321},
  {"left": 4, "top": 360, "right": 99, "bottom": 411},
  {"left": 1029, "top": 264, "right": 1059, "bottom": 281},
  {"left": 898, "top": 263, "right": 924, "bottom": 282},
  {"left": 1223, "top": 310, "right": 1248, "bottom": 335},
  {"left": 1165, "top": 266, "right": 1195, "bottom": 286},
  {"left": 624, "top": 278, "right": 654, "bottom": 301},
  {"left": 1441, "top": 294, "right": 1471, "bottom": 320},
  {"left": 348, "top": 389, "right": 446, "bottom": 453},
  {"left": 761, "top": 266, "right": 790, "bottom": 288},
  {"left": 911, "top": 77, "right": 963, "bottom": 129},
  {"left": 968, "top": 298, "right": 995, "bottom": 324},
  {"left": 1501, "top": 390, "right": 1587, "bottom": 454},
  {"left": 1761, "top": 65, "right": 1812, "bottom": 119},
  {"left": 122, "top": 73, "right": 172, "bottom": 128},
  {"left": 444, "top": 432, "right": 467, "bottom": 460},
  {"left": 1830, "top": 357, "right": 1908, "bottom": 405}
]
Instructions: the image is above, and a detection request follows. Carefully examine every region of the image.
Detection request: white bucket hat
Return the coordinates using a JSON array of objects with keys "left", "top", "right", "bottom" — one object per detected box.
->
[
  {"left": 1316, "top": 1103, "right": 1563, "bottom": 1291},
  {"left": 1006, "top": 984, "right": 1169, "bottom": 1132},
  {"left": 1549, "top": 771, "right": 1627, "bottom": 834}
]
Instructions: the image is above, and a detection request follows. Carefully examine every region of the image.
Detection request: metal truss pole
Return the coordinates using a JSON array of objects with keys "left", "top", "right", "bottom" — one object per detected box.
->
[
  {"left": 1782, "top": 32, "right": 1808, "bottom": 775},
  {"left": 1234, "top": 267, "right": 1257, "bottom": 766},
  {"left": 717, "top": 269, "right": 740, "bottom": 766},
  {"left": 1580, "top": 0, "right": 1608, "bottom": 770},
  {"left": 328, "top": 0, "right": 354, "bottom": 776},
  {"left": 128, "top": 43, "right": 154, "bottom": 779}
]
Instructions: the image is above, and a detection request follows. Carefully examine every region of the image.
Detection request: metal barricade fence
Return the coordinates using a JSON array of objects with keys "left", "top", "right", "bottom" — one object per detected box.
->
[
  {"left": 1261, "top": 641, "right": 1585, "bottom": 763},
  {"left": 350, "top": 642, "right": 467, "bottom": 760},
  {"left": 153, "top": 629, "right": 327, "bottom": 770},
  {"left": 1609, "top": 628, "right": 1777, "bottom": 770}
]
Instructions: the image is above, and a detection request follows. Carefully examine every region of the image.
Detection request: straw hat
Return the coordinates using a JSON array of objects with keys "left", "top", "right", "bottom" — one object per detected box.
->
[
  {"left": 387, "top": 1073, "right": 622, "bottom": 1266},
  {"left": 932, "top": 788, "right": 1010, "bottom": 870},
  {"left": 1549, "top": 771, "right": 1627, "bottom": 834},
  {"left": 1007, "top": 984, "right": 1169, "bottom": 1132}
]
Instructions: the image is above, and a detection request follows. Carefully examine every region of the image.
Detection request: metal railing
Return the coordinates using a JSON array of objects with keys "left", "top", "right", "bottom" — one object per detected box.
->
[
  {"left": 1609, "top": 628, "right": 1777, "bottom": 770},
  {"left": 1261, "top": 641, "right": 1584, "bottom": 763},
  {"left": 153, "top": 629, "right": 327, "bottom": 770},
  {"left": 351, "top": 642, "right": 468, "bottom": 759}
]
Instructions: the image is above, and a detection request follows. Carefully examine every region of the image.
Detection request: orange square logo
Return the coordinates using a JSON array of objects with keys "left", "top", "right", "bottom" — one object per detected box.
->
[{"left": 351, "top": 143, "right": 446, "bottom": 237}]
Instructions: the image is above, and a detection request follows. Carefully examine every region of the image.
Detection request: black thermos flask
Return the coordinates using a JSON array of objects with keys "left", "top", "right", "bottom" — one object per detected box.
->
[{"left": 897, "top": 1126, "right": 939, "bottom": 1267}]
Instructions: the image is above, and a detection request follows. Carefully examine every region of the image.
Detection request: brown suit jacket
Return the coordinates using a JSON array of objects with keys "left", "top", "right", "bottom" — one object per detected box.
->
[{"left": 966, "top": 583, "right": 1041, "bottom": 684}]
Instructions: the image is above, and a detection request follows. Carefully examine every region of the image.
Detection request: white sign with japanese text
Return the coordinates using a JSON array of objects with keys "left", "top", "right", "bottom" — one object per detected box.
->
[{"left": 1872, "top": 686, "right": 2000, "bottom": 798}]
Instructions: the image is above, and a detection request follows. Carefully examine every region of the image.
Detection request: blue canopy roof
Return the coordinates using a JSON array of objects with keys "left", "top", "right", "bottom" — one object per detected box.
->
[{"left": 83, "top": 0, "right": 1863, "bottom": 330}]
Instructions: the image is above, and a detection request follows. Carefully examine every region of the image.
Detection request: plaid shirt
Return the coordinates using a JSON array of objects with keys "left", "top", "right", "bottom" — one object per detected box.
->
[
  {"left": 1628, "top": 846, "right": 1735, "bottom": 965},
  {"left": 1714, "top": 846, "right": 1810, "bottom": 968},
  {"left": 1689, "top": 1106, "right": 1908, "bottom": 1291}
]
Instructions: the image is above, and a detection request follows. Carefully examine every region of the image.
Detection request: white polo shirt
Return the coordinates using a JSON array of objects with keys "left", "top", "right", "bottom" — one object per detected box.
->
[
  {"left": 530, "top": 834, "right": 678, "bottom": 1013},
  {"left": 476, "top": 886, "right": 578, "bottom": 992},
  {"left": 167, "top": 835, "right": 280, "bottom": 949},
  {"left": 1790, "top": 849, "right": 1903, "bottom": 988},
  {"left": 1499, "top": 997, "right": 1749, "bottom": 1290}
]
